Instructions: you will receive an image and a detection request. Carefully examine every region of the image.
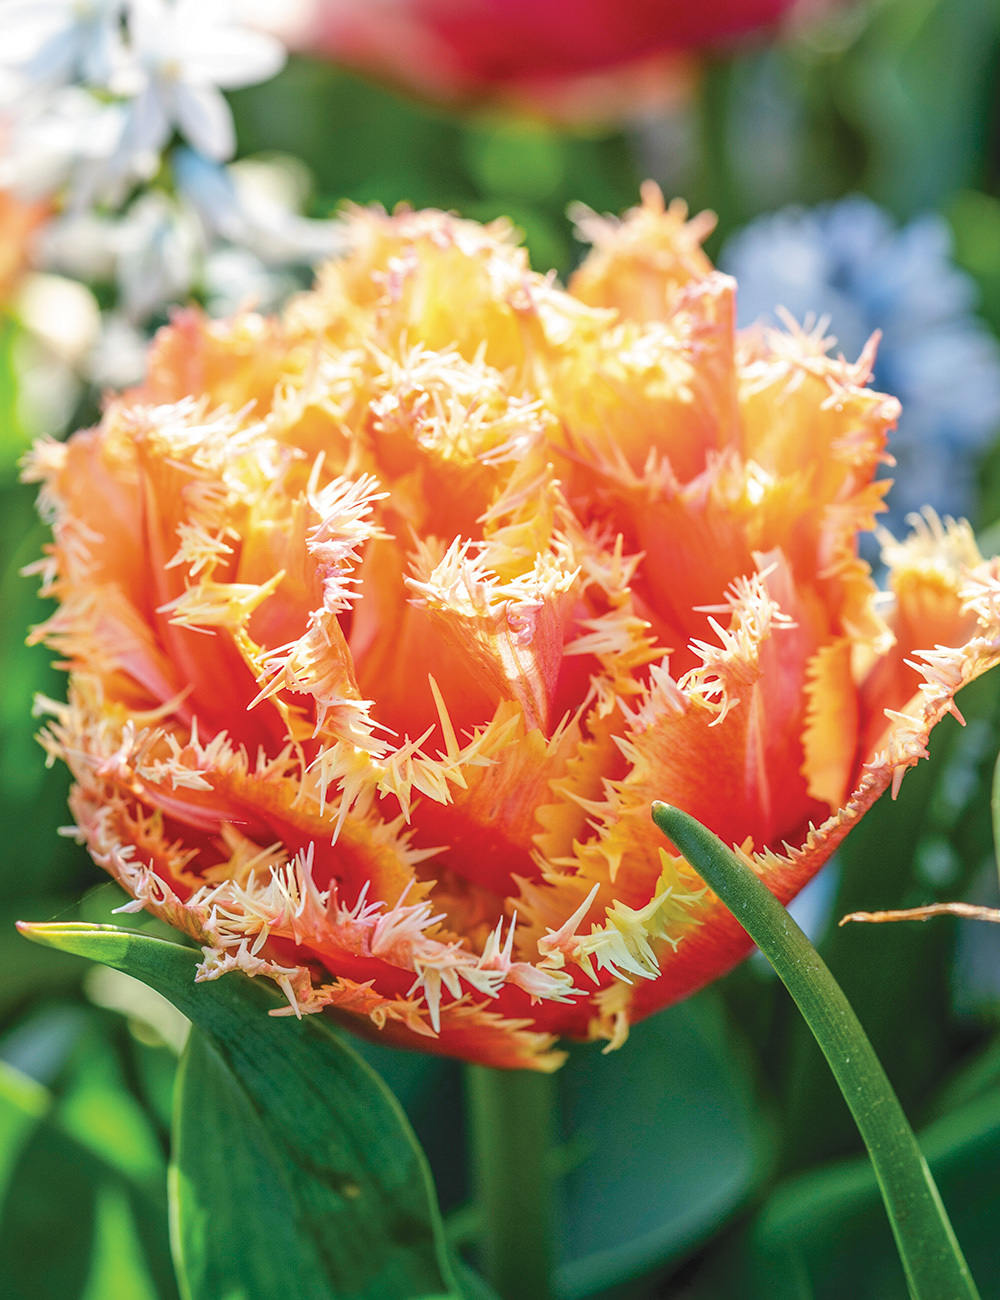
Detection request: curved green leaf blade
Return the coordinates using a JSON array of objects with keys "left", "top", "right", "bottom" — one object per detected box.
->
[
  {"left": 172, "top": 1028, "right": 377, "bottom": 1300},
  {"left": 705, "top": 1083, "right": 1000, "bottom": 1300},
  {"left": 0, "top": 1085, "right": 99, "bottom": 1300},
  {"left": 453, "top": 1263, "right": 503, "bottom": 1300},
  {"left": 651, "top": 803, "right": 980, "bottom": 1300},
  {"left": 18, "top": 922, "right": 461, "bottom": 1300},
  {"left": 0, "top": 1055, "right": 176, "bottom": 1300},
  {"left": 555, "top": 995, "right": 773, "bottom": 1299}
]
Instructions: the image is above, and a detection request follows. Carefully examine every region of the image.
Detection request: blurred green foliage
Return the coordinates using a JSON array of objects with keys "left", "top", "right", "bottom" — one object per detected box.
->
[
  {"left": 229, "top": 61, "right": 642, "bottom": 277},
  {"left": 7, "top": 0, "right": 1000, "bottom": 1295}
]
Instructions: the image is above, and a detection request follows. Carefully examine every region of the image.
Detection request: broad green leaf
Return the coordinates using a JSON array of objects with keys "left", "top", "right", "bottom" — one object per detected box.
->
[
  {"left": 178, "top": 1043, "right": 491, "bottom": 1300},
  {"left": 0, "top": 1083, "right": 99, "bottom": 1300},
  {"left": 0, "top": 1002, "right": 89, "bottom": 1086},
  {"left": 454, "top": 1262, "right": 503, "bottom": 1300},
  {"left": 346, "top": 1037, "right": 480, "bottom": 1223},
  {"left": 0, "top": 314, "right": 28, "bottom": 483},
  {"left": 724, "top": 1084, "right": 1000, "bottom": 1300},
  {"left": 19, "top": 922, "right": 462, "bottom": 1300},
  {"left": 173, "top": 1029, "right": 350, "bottom": 1300},
  {"left": 1, "top": 483, "right": 91, "bottom": 901},
  {"left": 55, "top": 1019, "right": 167, "bottom": 1188},
  {"left": 82, "top": 1180, "right": 160, "bottom": 1300},
  {"left": 554, "top": 994, "right": 773, "bottom": 1299},
  {"left": 0, "top": 1059, "right": 47, "bottom": 1200},
  {"left": 0, "top": 1054, "right": 175, "bottom": 1300}
]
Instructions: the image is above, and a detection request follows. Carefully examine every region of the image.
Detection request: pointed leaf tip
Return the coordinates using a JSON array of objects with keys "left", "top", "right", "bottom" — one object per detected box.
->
[
  {"left": 650, "top": 800, "right": 674, "bottom": 830},
  {"left": 14, "top": 921, "right": 462, "bottom": 1300},
  {"left": 650, "top": 801, "right": 701, "bottom": 852},
  {"left": 15, "top": 920, "right": 193, "bottom": 961}
]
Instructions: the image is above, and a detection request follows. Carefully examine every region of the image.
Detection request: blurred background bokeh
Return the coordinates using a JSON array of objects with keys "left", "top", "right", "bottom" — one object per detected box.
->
[{"left": 5, "top": 1, "right": 1000, "bottom": 1296}]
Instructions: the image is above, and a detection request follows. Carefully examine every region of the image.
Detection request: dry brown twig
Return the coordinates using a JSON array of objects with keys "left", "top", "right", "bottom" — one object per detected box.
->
[{"left": 840, "top": 903, "right": 1000, "bottom": 926}]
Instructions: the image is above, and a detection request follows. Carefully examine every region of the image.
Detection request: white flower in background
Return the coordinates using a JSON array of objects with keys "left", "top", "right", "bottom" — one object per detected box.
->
[
  {"left": 171, "top": 145, "right": 245, "bottom": 240},
  {"left": 0, "top": 87, "right": 127, "bottom": 201},
  {"left": 0, "top": 0, "right": 348, "bottom": 429},
  {"left": 202, "top": 246, "right": 296, "bottom": 316},
  {"left": 0, "top": 0, "right": 127, "bottom": 87},
  {"left": 113, "top": 0, "right": 286, "bottom": 163},
  {"left": 87, "top": 311, "right": 149, "bottom": 387},
  {"left": 722, "top": 196, "right": 1000, "bottom": 531},
  {"left": 227, "top": 156, "right": 346, "bottom": 264},
  {"left": 0, "top": 0, "right": 288, "bottom": 203},
  {"left": 40, "top": 150, "right": 345, "bottom": 328},
  {"left": 113, "top": 189, "right": 203, "bottom": 321},
  {"left": 13, "top": 271, "right": 102, "bottom": 432},
  {"left": 17, "top": 271, "right": 100, "bottom": 366},
  {"left": 38, "top": 189, "right": 203, "bottom": 322},
  {"left": 174, "top": 147, "right": 345, "bottom": 264},
  {"left": 35, "top": 209, "right": 122, "bottom": 283}
]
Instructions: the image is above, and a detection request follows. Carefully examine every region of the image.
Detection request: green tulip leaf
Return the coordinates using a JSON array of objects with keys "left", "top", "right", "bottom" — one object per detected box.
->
[
  {"left": 554, "top": 994, "right": 773, "bottom": 1298},
  {"left": 0, "top": 1056, "right": 176, "bottom": 1300},
  {"left": 453, "top": 1263, "right": 503, "bottom": 1300},
  {"left": 0, "top": 1065, "right": 100, "bottom": 1300},
  {"left": 713, "top": 1083, "right": 1000, "bottom": 1300},
  {"left": 653, "top": 802, "right": 981, "bottom": 1300},
  {"left": 17, "top": 922, "right": 462, "bottom": 1300},
  {"left": 0, "top": 1059, "right": 48, "bottom": 1205}
]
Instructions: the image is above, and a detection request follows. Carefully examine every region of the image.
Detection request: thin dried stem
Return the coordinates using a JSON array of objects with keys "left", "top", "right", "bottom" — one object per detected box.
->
[{"left": 840, "top": 903, "right": 1000, "bottom": 926}]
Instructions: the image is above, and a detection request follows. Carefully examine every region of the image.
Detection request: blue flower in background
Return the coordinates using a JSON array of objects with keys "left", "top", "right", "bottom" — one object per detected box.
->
[{"left": 721, "top": 196, "right": 1000, "bottom": 534}]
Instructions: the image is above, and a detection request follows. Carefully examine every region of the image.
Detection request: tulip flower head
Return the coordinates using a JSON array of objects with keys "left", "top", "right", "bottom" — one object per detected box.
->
[{"left": 25, "top": 186, "right": 1000, "bottom": 1069}]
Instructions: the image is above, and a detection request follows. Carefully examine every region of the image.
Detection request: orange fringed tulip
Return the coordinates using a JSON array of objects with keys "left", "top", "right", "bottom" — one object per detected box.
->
[{"left": 24, "top": 186, "right": 1000, "bottom": 1070}]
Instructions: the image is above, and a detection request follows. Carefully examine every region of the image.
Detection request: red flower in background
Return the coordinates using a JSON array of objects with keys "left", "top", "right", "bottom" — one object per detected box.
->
[{"left": 302, "top": 0, "right": 797, "bottom": 117}]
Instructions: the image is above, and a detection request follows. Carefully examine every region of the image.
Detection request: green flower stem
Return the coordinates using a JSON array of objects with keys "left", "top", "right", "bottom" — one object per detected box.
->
[
  {"left": 651, "top": 801, "right": 980, "bottom": 1300},
  {"left": 464, "top": 1064, "right": 557, "bottom": 1300}
]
